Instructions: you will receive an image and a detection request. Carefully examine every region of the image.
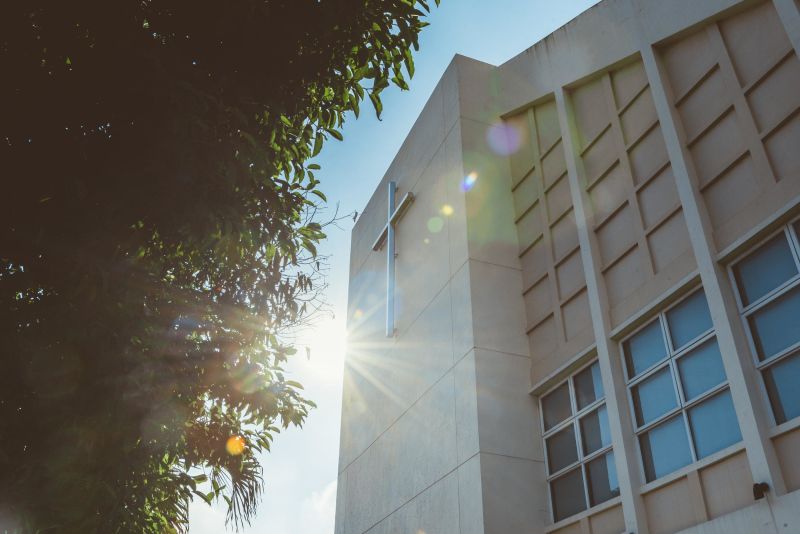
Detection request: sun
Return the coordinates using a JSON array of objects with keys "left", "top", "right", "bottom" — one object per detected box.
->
[{"left": 293, "top": 315, "right": 348, "bottom": 382}]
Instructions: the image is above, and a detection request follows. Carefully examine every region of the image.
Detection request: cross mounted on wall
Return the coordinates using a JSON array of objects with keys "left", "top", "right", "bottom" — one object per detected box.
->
[{"left": 371, "top": 181, "right": 415, "bottom": 337}]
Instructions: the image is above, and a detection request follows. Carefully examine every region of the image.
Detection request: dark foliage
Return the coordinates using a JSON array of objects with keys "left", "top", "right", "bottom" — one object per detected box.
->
[{"left": 0, "top": 1, "right": 436, "bottom": 531}]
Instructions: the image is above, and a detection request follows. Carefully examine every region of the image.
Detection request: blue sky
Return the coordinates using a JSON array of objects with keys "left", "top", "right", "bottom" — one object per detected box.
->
[{"left": 188, "top": 1, "right": 600, "bottom": 532}]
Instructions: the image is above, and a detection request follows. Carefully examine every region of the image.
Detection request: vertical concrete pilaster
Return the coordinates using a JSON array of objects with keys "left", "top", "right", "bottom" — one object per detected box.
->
[
  {"left": 554, "top": 87, "right": 649, "bottom": 534},
  {"left": 639, "top": 43, "right": 787, "bottom": 495}
]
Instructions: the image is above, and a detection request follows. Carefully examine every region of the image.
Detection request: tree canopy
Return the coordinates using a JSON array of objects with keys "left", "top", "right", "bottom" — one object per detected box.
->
[{"left": 0, "top": 1, "right": 437, "bottom": 531}]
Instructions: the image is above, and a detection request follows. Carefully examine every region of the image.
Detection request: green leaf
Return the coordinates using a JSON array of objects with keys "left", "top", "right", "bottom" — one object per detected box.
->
[
  {"left": 312, "top": 133, "right": 324, "bottom": 156},
  {"left": 193, "top": 490, "right": 212, "bottom": 505},
  {"left": 325, "top": 128, "right": 343, "bottom": 141},
  {"left": 369, "top": 92, "right": 383, "bottom": 118},
  {"left": 404, "top": 49, "right": 415, "bottom": 78}
]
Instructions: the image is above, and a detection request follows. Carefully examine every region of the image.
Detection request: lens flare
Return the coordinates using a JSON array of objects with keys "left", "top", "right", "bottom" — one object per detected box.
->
[
  {"left": 426, "top": 217, "right": 444, "bottom": 233},
  {"left": 230, "top": 363, "right": 264, "bottom": 394},
  {"left": 440, "top": 204, "right": 454, "bottom": 216},
  {"left": 353, "top": 309, "right": 364, "bottom": 320},
  {"left": 461, "top": 172, "right": 478, "bottom": 192},
  {"left": 226, "top": 435, "right": 246, "bottom": 456},
  {"left": 486, "top": 122, "right": 522, "bottom": 156},
  {"left": 423, "top": 238, "right": 430, "bottom": 245}
]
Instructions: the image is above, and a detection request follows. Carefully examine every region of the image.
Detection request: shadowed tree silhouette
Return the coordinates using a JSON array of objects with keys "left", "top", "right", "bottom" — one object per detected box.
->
[{"left": 0, "top": 1, "right": 438, "bottom": 531}]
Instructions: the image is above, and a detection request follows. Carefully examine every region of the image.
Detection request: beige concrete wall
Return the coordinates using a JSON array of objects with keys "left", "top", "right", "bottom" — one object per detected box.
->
[
  {"left": 568, "top": 59, "right": 696, "bottom": 329},
  {"left": 501, "top": 0, "right": 800, "bottom": 532},
  {"left": 659, "top": 0, "right": 800, "bottom": 253},
  {"left": 773, "top": 427, "right": 800, "bottom": 491},
  {"left": 337, "top": 0, "right": 800, "bottom": 532},
  {"left": 336, "top": 61, "right": 472, "bottom": 534},
  {"left": 337, "top": 55, "right": 544, "bottom": 534},
  {"left": 508, "top": 100, "right": 594, "bottom": 384}
]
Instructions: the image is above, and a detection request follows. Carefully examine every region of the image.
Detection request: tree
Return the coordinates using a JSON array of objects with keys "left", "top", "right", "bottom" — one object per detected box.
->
[{"left": 0, "top": 1, "right": 437, "bottom": 531}]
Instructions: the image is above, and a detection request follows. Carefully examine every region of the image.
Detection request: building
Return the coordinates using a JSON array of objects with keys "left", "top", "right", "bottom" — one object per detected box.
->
[{"left": 335, "top": 0, "right": 800, "bottom": 532}]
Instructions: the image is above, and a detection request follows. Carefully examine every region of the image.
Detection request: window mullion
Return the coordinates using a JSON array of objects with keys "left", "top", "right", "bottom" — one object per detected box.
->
[
  {"left": 682, "top": 410, "right": 699, "bottom": 463},
  {"left": 682, "top": 382, "right": 730, "bottom": 411},
  {"left": 634, "top": 404, "right": 682, "bottom": 434},
  {"left": 581, "top": 461, "right": 591, "bottom": 510},
  {"left": 627, "top": 359, "right": 671, "bottom": 389},
  {"left": 740, "top": 275, "right": 800, "bottom": 316},
  {"left": 582, "top": 441, "right": 613, "bottom": 463},
  {"left": 669, "top": 358, "right": 686, "bottom": 408},
  {"left": 574, "top": 418, "right": 584, "bottom": 462},
  {"left": 786, "top": 223, "right": 800, "bottom": 272},
  {"left": 547, "top": 459, "right": 582, "bottom": 481},
  {"left": 660, "top": 313, "right": 674, "bottom": 356}
]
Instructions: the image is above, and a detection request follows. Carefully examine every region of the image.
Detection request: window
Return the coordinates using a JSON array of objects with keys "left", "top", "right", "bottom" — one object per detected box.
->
[
  {"left": 621, "top": 289, "right": 742, "bottom": 482},
  {"left": 541, "top": 361, "right": 619, "bottom": 522},
  {"left": 730, "top": 222, "right": 800, "bottom": 425}
]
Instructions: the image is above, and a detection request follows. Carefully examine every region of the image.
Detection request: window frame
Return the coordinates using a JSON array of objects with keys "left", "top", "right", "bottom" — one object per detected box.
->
[
  {"left": 728, "top": 219, "right": 800, "bottom": 425},
  {"left": 540, "top": 359, "right": 616, "bottom": 522},
  {"left": 619, "top": 288, "right": 738, "bottom": 482}
]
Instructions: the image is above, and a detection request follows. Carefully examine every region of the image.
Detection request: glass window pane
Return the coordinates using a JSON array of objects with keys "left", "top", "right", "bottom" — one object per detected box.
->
[
  {"left": 677, "top": 338, "right": 726, "bottom": 401},
  {"left": 624, "top": 319, "right": 668, "bottom": 379},
  {"left": 733, "top": 233, "right": 797, "bottom": 306},
  {"left": 580, "top": 405, "right": 612, "bottom": 456},
  {"left": 631, "top": 367, "right": 678, "bottom": 427},
  {"left": 763, "top": 352, "right": 800, "bottom": 424},
  {"left": 748, "top": 286, "right": 800, "bottom": 361},
  {"left": 574, "top": 362, "right": 604, "bottom": 410},
  {"left": 688, "top": 390, "right": 742, "bottom": 459},
  {"left": 666, "top": 290, "right": 713, "bottom": 350},
  {"left": 586, "top": 451, "right": 620, "bottom": 507},
  {"left": 546, "top": 425, "right": 578, "bottom": 474},
  {"left": 542, "top": 382, "right": 572, "bottom": 431},
  {"left": 551, "top": 468, "right": 587, "bottom": 521},
  {"left": 640, "top": 415, "right": 693, "bottom": 482}
]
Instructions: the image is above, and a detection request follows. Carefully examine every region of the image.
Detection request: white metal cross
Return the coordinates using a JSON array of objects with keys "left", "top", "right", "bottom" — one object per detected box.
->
[{"left": 371, "top": 181, "right": 415, "bottom": 337}]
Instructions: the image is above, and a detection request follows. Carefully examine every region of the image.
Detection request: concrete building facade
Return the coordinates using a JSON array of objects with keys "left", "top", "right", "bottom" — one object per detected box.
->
[{"left": 335, "top": 0, "right": 800, "bottom": 532}]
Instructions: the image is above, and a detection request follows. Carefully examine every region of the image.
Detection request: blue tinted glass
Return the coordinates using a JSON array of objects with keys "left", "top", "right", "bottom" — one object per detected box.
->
[
  {"left": 677, "top": 339, "right": 726, "bottom": 401},
  {"left": 640, "top": 415, "right": 693, "bottom": 481},
  {"left": 580, "top": 405, "right": 612, "bottom": 455},
  {"left": 749, "top": 286, "right": 800, "bottom": 361},
  {"left": 689, "top": 390, "right": 742, "bottom": 458},
  {"left": 624, "top": 320, "right": 667, "bottom": 378},
  {"left": 542, "top": 382, "right": 572, "bottom": 431},
  {"left": 733, "top": 233, "right": 797, "bottom": 306},
  {"left": 763, "top": 352, "right": 800, "bottom": 424},
  {"left": 632, "top": 367, "right": 677, "bottom": 427},
  {"left": 551, "top": 468, "right": 587, "bottom": 521},
  {"left": 666, "top": 290, "right": 713, "bottom": 350},
  {"left": 586, "top": 451, "right": 620, "bottom": 506},
  {"left": 546, "top": 425, "right": 578, "bottom": 474},
  {"left": 575, "top": 362, "right": 604, "bottom": 410}
]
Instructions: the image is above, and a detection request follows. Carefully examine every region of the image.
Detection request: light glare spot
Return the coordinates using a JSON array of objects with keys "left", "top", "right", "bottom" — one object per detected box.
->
[
  {"left": 486, "top": 122, "right": 522, "bottom": 156},
  {"left": 440, "top": 204, "right": 454, "bottom": 216},
  {"left": 226, "top": 435, "right": 246, "bottom": 456},
  {"left": 461, "top": 172, "right": 478, "bottom": 192},
  {"left": 426, "top": 217, "right": 444, "bottom": 233}
]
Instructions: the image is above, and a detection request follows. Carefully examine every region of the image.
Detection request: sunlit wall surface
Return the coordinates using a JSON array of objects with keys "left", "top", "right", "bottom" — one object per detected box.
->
[{"left": 337, "top": 0, "right": 800, "bottom": 533}]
